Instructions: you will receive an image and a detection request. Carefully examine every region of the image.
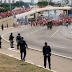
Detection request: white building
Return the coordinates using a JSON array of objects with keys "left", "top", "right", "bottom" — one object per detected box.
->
[
  {"left": 0, "top": 0, "right": 16, "bottom": 3},
  {"left": 38, "top": 0, "right": 52, "bottom": 2},
  {"left": 31, "top": 0, "right": 34, "bottom": 4},
  {"left": 61, "top": 0, "right": 72, "bottom": 6}
]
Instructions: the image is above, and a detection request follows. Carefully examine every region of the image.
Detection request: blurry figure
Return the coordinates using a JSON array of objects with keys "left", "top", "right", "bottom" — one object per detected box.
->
[
  {"left": 47, "top": 21, "right": 50, "bottom": 29},
  {"left": 49, "top": 20, "right": 53, "bottom": 30},
  {"left": 13, "top": 23, "right": 15, "bottom": 27},
  {"left": 66, "top": 21, "right": 68, "bottom": 27},
  {"left": 9, "top": 33, "right": 14, "bottom": 48},
  {"left": 1, "top": 24, "right": 4, "bottom": 31},
  {"left": 16, "top": 33, "right": 21, "bottom": 49},
  {"left": 47, "top": 20, "right": 53, "bottom": 30},
  {"left": 0, "top": 35, "right": 2, "bottom": 48},
  {"left": 7, "top": 23, "right": 8, "bottom": 28},
  {"left": 31, "top": 22, "right": 32, "bottom": 27}
]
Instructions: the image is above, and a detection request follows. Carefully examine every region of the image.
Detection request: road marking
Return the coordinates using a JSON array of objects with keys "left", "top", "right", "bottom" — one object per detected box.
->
[
  {"left": 2, "top": 26, "right": 72, "bottom": 60},
  {"left": 35, "top": 30, "right": 38, "bottom": 32},
  {"left": 8, "top": 48, "right": 15, "bottom": 50},
  {"left": 50, "top": 28, "right": 62, "bottom": 38},
  {"left": 27, "top": 27, "right": 45, "bottom": 37},
  {"left": 50, "top": 45, "right": 65, "bottom": 49},
  {"left": 8, "top": 48, "right": 19, "bottom": 53}
]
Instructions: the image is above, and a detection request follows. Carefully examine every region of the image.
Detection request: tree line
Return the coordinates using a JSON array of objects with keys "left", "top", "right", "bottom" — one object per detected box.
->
[{"left": 0, "top": 1, "right": 29, "bottom": 13}]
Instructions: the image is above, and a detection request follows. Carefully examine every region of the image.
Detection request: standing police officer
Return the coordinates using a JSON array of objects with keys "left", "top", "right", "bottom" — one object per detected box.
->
[
  {"left": 1, "top": 24, "right": 4, "bottom": 31},
  {"left": 18, "top": 37, "right": 28, "bottom": 61},
  {"left": 16, "top": 33, "right": 21, "bottom": 49},
  {"left": 9, "top": 33, "right": 14, "bottom": 48},
  {"left": 0, "top": 35, "right": 2, "bottom": 48},
  {"left": 43, "top": 42, "right": 51, "bottom": 69}
]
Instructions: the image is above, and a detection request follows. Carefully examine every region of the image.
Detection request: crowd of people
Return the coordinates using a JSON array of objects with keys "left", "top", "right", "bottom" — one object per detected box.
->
[
  {"left": 0, "top": 7, "right": 32, "bottom": 19},
  {"left": 28, "top": 14, "right": 72, "bottom": 28}
]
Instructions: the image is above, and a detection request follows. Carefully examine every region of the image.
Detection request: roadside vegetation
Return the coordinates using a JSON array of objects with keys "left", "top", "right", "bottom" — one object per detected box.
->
[{"left": 0, "top": 53, "right": 52, "bottom": 72}]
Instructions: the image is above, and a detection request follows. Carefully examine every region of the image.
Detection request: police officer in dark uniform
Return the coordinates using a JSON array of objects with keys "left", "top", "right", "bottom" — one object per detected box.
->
[
  {"left": 18, "top": 37, "right": 28, "bottom": 61},
  {"left": 16, "top": 33, "right": 21, "bottom": 49},
  {"left": 0, "top": 35, "right": 2, "bottom": 48},
  {"left": 9, "top": 33, "right": 14, "bottom": 48},
  {"left": 43, "top": 42, "right": 51, "bottom": 69},
  {"left": 1, "top": 24, "right": 4, "bottom": 31}
]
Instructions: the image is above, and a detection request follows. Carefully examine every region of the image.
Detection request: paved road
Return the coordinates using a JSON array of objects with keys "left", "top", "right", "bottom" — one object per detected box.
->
[
  {"left": 0, "top": 26, "right": 72, "bottom": 72},
  {"left": 2, "top": 25, "right": 72, "bottom": 58}
]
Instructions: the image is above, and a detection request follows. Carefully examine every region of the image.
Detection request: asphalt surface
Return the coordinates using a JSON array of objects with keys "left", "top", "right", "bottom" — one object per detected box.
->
[{"left": 2, "top": 24, "right": 72, "bottom": 58}]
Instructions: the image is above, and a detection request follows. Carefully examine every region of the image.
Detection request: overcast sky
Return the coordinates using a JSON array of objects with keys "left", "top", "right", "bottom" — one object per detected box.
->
[{"left": 1, "top": 0, "right": 60, "bottom": 3}]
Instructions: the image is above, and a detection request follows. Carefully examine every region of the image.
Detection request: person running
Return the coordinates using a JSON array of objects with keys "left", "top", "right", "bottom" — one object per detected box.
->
[
  {"left": 18, "top": 37, "right": 28, "bottom": 61},
  {"left": 16, "top": 33, "right": 21, "bottom": 49},
  {"left": 43, "top": 42, "right": 51, "bottom": 69}
]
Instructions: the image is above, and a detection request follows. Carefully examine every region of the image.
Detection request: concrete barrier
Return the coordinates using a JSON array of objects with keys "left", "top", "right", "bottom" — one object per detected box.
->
[{"left": 0, "top": 16, "right": 15, "bottom": 28}]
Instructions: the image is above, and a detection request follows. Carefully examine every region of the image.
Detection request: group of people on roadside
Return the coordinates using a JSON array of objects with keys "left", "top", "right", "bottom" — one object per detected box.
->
[{"left": 8, "top": 33, "right": 51, "bottom": 70}]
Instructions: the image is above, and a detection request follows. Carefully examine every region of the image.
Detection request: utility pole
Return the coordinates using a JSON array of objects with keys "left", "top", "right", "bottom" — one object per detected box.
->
[
  {"left": 71, "top": 0, "right": 72, "bottom": 14},
  {"left": 48, "top": 0, "right": 49, "bottom": 6},
  {"left": 9, "top": 0, "right": 11, "bottom": 10}
]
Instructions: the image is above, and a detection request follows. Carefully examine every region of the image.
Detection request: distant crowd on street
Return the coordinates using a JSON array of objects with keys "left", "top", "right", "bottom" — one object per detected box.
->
[{"left": 28, "top": 14, "right": 72, "bottom": 27}]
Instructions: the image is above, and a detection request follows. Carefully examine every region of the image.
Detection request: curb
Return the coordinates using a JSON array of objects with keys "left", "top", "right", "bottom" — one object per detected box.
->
[
  {"left": 0, "top": 51, "right": 56, "bottom": 72},
  {"left": 1, "top": 27, "right": 72, "bottom": 61},
  {"left": 1, "top": 27, "right": 57, "bottom": 72}
]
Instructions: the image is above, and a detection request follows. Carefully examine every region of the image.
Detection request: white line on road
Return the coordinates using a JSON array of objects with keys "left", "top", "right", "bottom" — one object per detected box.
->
[
  {"left": 35, "top": 30, "right": 38, "bottom": 32},
  {"left": 50, "top": 28, "right": 62, "bottom": 38},
  {"left": 27, "top": 27, "right": 45, "bottom": 37},
  {"left": 2, "top": 26, "right": 72, "bottom": 61},
  {"left": 50, "top": 45, "right": 65, "bottom": 49}
]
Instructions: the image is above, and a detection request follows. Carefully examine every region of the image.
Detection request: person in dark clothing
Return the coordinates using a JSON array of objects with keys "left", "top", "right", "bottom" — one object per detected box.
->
[
  {"left": 9, "top": 33, "right": 14, "bottom": 48},
  {"left": 18, "top": 37, "right": 28, "bottom": 61},
  {"left": 0, "top": 35, "right": 2, "bottom": 48},
  {"left": 66, "top": 21, "right": 68, "bottom": 27},
  {"left": 47, "top": 21, "right": 50, "bottom": 29},
  {"left": 1, "top": 24, "right": 4, "bottom": 31},
  {"left": 49, "top": 21, "right": 53, "bottom": 30},
  {"left": 43, "top": 42, "right": 51, "bottom": 69},
  {"left": 7, "top": 23, "right": 8, "bottom": 28},
  {"left": 16, "top": 33, "right": 21, "bottom": 49}
]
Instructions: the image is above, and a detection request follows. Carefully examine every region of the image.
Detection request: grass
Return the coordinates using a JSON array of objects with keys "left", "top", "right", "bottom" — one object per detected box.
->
[{"left": 0, "top": 53, "right": 52, "bottom": 72}]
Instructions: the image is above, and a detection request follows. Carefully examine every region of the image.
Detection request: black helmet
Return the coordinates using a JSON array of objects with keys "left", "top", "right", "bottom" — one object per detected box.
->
[
  {"left": 11, "top": 33, "right": 12, "bottom": 35},
  {"left": 45, "top": 42, "right": 47, "bottom": 45},
  {"left": 18, "top": 33, "right": 20, "bottom": 35}
]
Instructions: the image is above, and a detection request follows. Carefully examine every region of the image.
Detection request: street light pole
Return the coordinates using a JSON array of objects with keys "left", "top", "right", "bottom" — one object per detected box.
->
[
  {"left": 48, "top": 0, "right": 49, "bottom": 6},
  {"left": 9, "top": 0, "right": 11, "bottom": 10},
  {"left": 71, "top": 0, "right": 72, "bottom": 14},
  {"left": 19, "top": 0, "right": 20, "bottom": 7}
]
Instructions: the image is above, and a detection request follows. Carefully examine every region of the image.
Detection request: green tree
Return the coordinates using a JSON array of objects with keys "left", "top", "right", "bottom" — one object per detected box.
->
[
  {"left": 0, "top": 1, "right": 29, "bottom": 12},
  {"left": 37, "top": 1, "right": 58, "bottom": 6}
]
